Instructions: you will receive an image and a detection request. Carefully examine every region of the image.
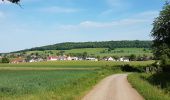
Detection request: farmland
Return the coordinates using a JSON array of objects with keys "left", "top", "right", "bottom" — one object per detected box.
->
[
  {"left": 25, "top": 48, "right": 152, "bottom": 57},
  {"left": 0, "top": 60, "right": 154, "bottom": 68},
  {"left": 0, "top": 61, "right": 153, "bottom": 100},
  {"left": 0, "top": 70, "right": 99, "bottom": 100}
]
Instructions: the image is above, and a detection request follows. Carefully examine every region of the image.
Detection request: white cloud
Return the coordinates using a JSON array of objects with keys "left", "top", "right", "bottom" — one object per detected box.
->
[
  {"left": 58, "top": 19, "right": 148, "bottom": 31},
  {"left": 55, "top": 10, "right": 158, "bottom": 41},
  {"left": 58, "top": 11, "right": 157, "bottom": 30},
  {"left": 40, "top": 6, "right": 79, "bottom": 13}
]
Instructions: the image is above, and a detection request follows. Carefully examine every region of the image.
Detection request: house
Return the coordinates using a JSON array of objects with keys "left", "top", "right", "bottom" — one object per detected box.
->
[
  {"left": 29, "top": 58, "right": 44, "bottom": 62},
  {"left": 47, "top": 56, "right": 59, "bottom": 61},
  {"left": 86, "top": 57, "right": 98, "bottom": 61},
  {"left": 66, "top": 56, "right": 78, "bottom": 61},
  {"left": 118, "top": 57, "right": 124, "bottom": 62},
  {"left": 118, "top": 57, "right": 130, "bottom": 62},
  {"left": 10, "top": 58, "right": 25, "bottom": 64},
  {"left": 58, "top": 56, "right": 67, "bottom": 61},
  {"left": 123, "top": 58, "right": 130, "bottom": 62},
  {"left": 29, "top": 59, "right": 37, "bottom": 63},
  {"left": 71, "top": 57, "right": 79, "bottom": 60},
  {"left": 105, "top": 57, "right": 116, "bottom": 61},
  {"left": 67, "top": 56, "right": 72, "bottom": 61},
  {"left": 37, "top": 58, "right": 44, "bottom": 62},
  {"left": 78, "top": 58, "right": 83, "bottom": 61}
]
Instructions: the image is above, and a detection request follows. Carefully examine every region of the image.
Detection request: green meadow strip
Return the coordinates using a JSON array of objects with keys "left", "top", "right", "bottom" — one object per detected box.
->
[{"left": 128, "top": 73, "right": 170, "bottom": 100}]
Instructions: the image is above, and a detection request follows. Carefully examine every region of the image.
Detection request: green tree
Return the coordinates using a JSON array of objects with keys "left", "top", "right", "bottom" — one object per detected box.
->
[
  {"left": 82, "top": 52, "right": 88, "bottom": 59},
  {"left": 59, "top": 50, "right": 65, "bottom": 56},
  {"left": 129, "top": 54, "right": 136, "bottom": 61},
  {"left": 96, "top": 56, "right": 101, "bottom": 61},
  {"left": 2, "top": 0, "right": 20, "bottom": 4},
  {"left": 1, "top": 57, "right": 10, "bottom": 63},
  {"left": 151, "top": 2, "right": 170, "bottom": 59}
]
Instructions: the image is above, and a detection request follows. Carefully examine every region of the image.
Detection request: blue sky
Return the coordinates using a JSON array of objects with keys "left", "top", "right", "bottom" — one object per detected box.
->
[{"left": 0, "top": 0, "right": 165, "bottom": 52}]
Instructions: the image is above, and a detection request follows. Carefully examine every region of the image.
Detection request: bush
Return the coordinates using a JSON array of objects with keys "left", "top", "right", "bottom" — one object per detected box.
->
[
  {"left": 160, "top": 56, "right": 170, "bottom": 72},
  {"left": 1, "top": 58, "right": 10, "bottom": 63},
  {"left": 121, "top": 64, "right": 146, "bottom": 72},
  {"left": 162, "top": 65, "right": 170, "bottom": 72}
]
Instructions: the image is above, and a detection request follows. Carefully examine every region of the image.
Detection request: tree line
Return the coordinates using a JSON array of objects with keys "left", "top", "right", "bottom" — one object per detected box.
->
[{"left": 15, "top": 40, "right": 152, "bottom": 52}]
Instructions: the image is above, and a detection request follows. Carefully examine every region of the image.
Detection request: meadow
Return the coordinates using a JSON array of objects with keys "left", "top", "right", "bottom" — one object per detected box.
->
[
  {"left": 0, "top": 60, "right": 154, "bottom": 68},
  {"left": 25, "top": 48, "right": 152, "bottom": 57},
  {"left": 0, "top": 61, "right": 153, "bottom": 100},
  {"left": 0, "top": 70, "right": 99, "bottom": 100}
]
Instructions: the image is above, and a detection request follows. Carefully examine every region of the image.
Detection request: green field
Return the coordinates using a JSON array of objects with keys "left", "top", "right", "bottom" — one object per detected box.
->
[
  {"left": 0, "top": 70, "right": 101, "bottom": 100},
  {"left": 0, "top": 61, "right": 154, "bottom": 100},
  {"left": 25, "top": 48, "right": 152, "bottom": 57},
  {"left": 0, "top": 60, "right": 154, "bottom": 68}
]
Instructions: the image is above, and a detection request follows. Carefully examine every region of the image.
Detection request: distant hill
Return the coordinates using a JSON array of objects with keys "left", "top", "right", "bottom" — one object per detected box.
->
[{"left": 15, "top": 40, "right": 152, "bottom": 53}]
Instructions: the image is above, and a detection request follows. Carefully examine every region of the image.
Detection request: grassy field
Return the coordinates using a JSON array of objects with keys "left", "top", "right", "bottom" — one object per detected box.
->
[
  {"left": 25, "top": 48, "right": 152, "bottom": 57},
  {"left": 0, "top": 60, "right": 154, "bottom": 68},
  {"left": 0, "top": 70, "right": 108, "bottom": 100},
  {"left": 0, "top": 61, "right": 116, "bottom": 100},
  {"left": 0, "top": 61, "right": 154, "bottom": 100},
  {"left": 128, "top": 73, "right": 170, "bottom": 100}
]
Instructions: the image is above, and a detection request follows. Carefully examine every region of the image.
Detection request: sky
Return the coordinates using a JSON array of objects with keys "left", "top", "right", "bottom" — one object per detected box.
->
[{"left": 0, "top": 0, "right": 166, "bottom": 53}]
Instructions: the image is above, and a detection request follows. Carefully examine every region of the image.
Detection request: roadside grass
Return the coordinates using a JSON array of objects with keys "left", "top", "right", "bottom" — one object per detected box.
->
[
  {"left": 128, "top": 73, "right": 170, "bottom": 100},
  {"left": 142, "top": 73, "right": 170, "bottom": 95}
]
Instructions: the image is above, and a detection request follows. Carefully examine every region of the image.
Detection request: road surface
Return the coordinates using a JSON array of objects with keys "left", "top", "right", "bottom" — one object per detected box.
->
[{"left": 83, "top": 74, "right": 144, "bottom": 100}]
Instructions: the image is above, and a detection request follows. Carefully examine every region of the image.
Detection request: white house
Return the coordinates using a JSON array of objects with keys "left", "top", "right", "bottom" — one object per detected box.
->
[
  {"left": 118, "top": 57, "right": 130, "bottom": 62},
  {"left": 67, "top": 56, "right": 72, "bottom": 61},
  {"left": 71, "top": 57, "right": 79, "bottom": 60},
  {"left": 105, "top": 57, "right": 116, "bottom": 61},
  {"left": 29, "top": 58, "right": 44, "bottom": 62},
  {"left": 29, "top": 59, "right": 37, "bottom": 63},
  {"left": 86, "top": 57, "right": 98, "bottom": 61},
  {"left": 123, "top": 58, "right": 130, "bottom": 62},
  {"left": 67, "top": 56, "right": 79, "bottom": 61},
  {"left": 78, "top": 58, "right": 83, "bottom": 61},
  {"left": 47, "top": 56, "right": 58, "bottom": 61},
  {"left": 118, "top": 57, "right": 124, "bottom": 62}
]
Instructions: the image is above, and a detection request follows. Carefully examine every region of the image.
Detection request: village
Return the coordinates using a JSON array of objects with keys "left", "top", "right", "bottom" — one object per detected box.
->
[{"left": 8, "top": 55, "right": 131, "bottom": 64}]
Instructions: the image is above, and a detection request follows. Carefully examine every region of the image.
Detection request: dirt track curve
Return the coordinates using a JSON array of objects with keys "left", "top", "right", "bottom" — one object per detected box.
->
[{"left": 82, "top": 74, "right": 144, "bottom": 100}]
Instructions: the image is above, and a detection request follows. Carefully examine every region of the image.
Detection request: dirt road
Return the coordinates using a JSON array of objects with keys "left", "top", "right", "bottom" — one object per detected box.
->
[{"left": 83, "top": 74, "right": 144, "bottom": 100}]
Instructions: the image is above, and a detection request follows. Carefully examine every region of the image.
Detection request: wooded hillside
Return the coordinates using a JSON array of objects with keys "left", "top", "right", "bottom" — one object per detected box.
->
[{"left": 16, "top": 40, "right": 152, "bottom": 52}]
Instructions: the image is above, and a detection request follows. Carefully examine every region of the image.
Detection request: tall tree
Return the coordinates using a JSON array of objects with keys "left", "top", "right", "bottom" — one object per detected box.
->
[
  {"left": 151, "top": 1, "right": 170, "bottom": 59},
  {"left": 1, "top": 57, "right": 10, "bottom": 63},
  {"left": 2, "top": 0, "right": 20, "bottom": 4}
]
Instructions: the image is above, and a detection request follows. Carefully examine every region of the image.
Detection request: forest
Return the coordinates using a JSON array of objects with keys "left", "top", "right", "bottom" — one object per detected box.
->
[{"left": 16, "top": 40, "right": 152, "bottom": 52}]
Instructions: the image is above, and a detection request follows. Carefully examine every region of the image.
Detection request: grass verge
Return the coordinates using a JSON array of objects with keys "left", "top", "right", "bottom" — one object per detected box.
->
[{"left": 128, "top": 73, "right": 170, "bottom": 100}]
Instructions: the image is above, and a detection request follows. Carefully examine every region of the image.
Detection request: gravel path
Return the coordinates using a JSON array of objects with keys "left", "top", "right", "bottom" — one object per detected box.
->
[{"left": 83, "top": 74, "right": 144, "bottom": 100}]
